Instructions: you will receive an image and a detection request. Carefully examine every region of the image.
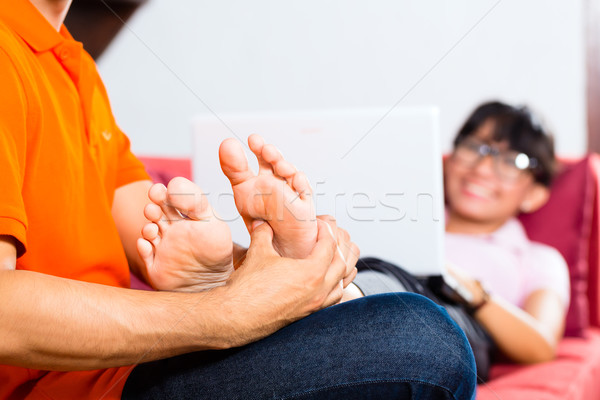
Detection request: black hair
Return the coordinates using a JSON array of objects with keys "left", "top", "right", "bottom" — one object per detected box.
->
[{"left": 453, "top": 101, "right": 556, "bottom": 187}]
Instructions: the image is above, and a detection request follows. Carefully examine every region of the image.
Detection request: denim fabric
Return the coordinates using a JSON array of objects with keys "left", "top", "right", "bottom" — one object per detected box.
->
[{"left": 122, "top": 293, "right": 476, "bottom": 400}]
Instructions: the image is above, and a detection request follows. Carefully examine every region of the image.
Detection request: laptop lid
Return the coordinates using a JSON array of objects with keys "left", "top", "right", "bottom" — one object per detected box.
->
[{"left": 191, "top": 107, "right": 445, "bottom": 276}]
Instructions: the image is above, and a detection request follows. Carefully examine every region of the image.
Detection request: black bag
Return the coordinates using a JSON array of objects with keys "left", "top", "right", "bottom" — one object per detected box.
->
[{"left": 357, "top": 257, "right": 495, "bottom": 383}]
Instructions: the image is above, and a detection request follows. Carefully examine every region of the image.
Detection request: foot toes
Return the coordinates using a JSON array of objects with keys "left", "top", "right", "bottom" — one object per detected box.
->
[
  {"left": 292, "top": 172, "right": 313, "bottom": 200},
  {"left": 261, "top": 143, "right": 283, "bottom": 165},
  {"left": 144, "top": 203, "right": 163, "bottom": 223},
  {"left": 148, "top": 183, "right": 181, "bottom": 222},
  {"left": 248, "top": 134, "right": 265, "bottom": 157},
  {"left": 142, "top": 222, "right": 160, "bottom": 243},
  {"left": 166, "top": 177, "right": 213, "bottom": 220},
  {"left": 144, "top": 203, "right": 170, "bottom": 233},
  {"left": 249, "top": 134, "right": 274, "bottom": 175},
  {"left": 136, "top": 238, "right": 155, "bottom": 272},
  {"left": 262, "top": 143, "right": 298, "bottom": 181},
  {"left": 219, "top": 138, "right": 255, "bottom": 186},
  {"left": 148, "top": 183, "right": 167, "bottom": 204},
  {"left": 273, "top": 159, "right": 297, "bottom": 181}
]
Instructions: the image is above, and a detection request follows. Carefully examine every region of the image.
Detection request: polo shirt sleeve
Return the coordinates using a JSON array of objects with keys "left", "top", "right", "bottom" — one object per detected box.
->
[
  {"left": 114, "top": 124, "right": 151, "bottom": 188},
  {"left": 0, "top": 48, "right": 28, "bottom": 255},
  {"left": 522, "top": 243, "right": 570, "bottom": 310}
]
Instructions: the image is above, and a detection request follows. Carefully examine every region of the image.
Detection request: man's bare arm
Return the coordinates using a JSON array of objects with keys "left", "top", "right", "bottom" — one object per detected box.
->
[
  {"left": 0, "top": 236, "right": 16, "bottom": 270},
  {"left": 0, "top": 221, "right": 348, "bottom": 371},
  {"left": 0, "top": 268, "right": 231, "bottom": 370}
]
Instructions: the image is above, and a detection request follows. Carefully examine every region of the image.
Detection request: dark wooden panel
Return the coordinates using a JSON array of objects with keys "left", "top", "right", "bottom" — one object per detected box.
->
[{"left": 64, "top": 0, "right": 148, "bottom": 60}]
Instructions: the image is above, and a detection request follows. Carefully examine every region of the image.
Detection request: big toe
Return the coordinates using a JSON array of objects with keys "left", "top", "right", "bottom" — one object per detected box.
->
[
  {"left": 166, "top": 177, "right": 213, "bottom": 220},
  {"left": 219, "top": 138, "right": 254, "bottom": 186},
  {"left": 148, "top": 183, "right": 167, "bottom": 205},
  {"left": 148, "top": 183, "right": 181, "bottom": 222}
]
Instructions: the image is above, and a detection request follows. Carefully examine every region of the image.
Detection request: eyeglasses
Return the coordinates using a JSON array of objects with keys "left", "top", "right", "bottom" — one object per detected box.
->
[{"left": 452, "top": 138, "right": 538, "bottom": 182}]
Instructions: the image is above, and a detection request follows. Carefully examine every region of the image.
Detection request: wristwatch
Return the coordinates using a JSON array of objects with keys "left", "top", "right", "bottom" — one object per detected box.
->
[{"left": 466, "top": 280, "right": 491, "bottom": 315}]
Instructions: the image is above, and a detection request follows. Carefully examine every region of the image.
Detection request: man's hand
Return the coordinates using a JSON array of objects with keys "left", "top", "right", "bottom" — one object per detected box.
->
[
  {"left": 220, "top": 218, "right": 355, "bottom": 347},
  {"left": 316, "top": 215, "right": 359, "bottom": 288}
]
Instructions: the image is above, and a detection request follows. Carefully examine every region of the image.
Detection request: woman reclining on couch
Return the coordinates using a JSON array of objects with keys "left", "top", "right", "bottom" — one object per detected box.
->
[{"left": 349, "top": 101, "right": 570, "bottom": 374}]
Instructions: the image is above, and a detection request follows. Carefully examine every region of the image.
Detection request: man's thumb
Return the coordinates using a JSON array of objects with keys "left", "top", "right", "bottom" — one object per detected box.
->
[{"left": 249, "top": 220, "right": 275, "bottom": 250}]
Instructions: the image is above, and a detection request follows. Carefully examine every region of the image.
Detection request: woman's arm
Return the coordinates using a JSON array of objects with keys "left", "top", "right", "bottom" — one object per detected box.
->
[
  {"left": 450, "top": 263, "right": 566, "bottom": 364},
  {"left": 473, "top": 290, "right": 564, "bottom": 363}
]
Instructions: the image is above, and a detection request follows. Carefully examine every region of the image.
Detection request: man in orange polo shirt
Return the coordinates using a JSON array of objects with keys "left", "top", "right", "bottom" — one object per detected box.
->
[{"left": 0, "top": 0, "right": 476, "bottom": 399}]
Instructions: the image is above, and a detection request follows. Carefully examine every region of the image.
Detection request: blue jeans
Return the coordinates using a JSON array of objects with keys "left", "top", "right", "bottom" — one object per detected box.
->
[{"left": 122, "top": 293, "right": 476, "bottom": 399}]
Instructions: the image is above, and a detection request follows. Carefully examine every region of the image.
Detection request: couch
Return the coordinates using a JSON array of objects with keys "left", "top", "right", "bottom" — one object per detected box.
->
[
  {"left": 477, "top": 155, "right": 600, "bottom": 400},
  {"left": 138, "top": 154, "right": 600, "bottom": 400}
]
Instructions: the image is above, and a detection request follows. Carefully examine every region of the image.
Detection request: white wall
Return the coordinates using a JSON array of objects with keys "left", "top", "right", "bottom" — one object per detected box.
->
[{"left": 97, "top": 0, "right": 586, "bottom": 158}]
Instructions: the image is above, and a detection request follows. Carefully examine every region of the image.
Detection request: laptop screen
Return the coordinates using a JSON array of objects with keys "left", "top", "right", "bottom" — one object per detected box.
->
[{"left": 191, "top": 107, "right": 445, "bottom": 275}]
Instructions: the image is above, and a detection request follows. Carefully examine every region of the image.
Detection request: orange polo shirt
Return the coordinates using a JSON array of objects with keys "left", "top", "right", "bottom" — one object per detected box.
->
[{"left": 0, "top": 0, "right": 150, "bottom": 398}]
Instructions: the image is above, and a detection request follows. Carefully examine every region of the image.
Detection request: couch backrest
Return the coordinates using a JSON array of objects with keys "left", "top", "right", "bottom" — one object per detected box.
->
[{"left": 519, "top": 155, "right": 600, "bottom": 336}]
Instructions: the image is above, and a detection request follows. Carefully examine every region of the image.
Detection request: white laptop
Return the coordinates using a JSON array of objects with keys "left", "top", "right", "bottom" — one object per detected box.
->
[{"left": 191, "top": 107, "right": 445, "bottom": 276}]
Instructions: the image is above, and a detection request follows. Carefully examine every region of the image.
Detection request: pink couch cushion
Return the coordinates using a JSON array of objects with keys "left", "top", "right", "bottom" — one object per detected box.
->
[
  {"left": 138, "top": 156, "right": 193, "bottom": 184},
  {"left": 477, "top": 327, "right": 600, "bottom": 399},
  {"left": 518, "top": 157, "right": 596, "bottom": 337}
]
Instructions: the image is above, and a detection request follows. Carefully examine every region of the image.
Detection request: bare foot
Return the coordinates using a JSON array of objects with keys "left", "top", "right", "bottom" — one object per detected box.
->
[
  {"left": 137, "top": 177, "right": 234, "bottom": 292},
  {"left": 219, "top": 134, "right": 317, "bottom": 259}
]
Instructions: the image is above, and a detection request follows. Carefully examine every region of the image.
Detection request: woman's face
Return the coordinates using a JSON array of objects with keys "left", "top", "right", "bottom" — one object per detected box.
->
[{"left": 445, "top": 120, "right": 537, "bottom": 225}]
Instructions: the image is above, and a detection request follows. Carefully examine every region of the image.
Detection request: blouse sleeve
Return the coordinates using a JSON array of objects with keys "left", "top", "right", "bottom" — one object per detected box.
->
[{"left": 522, "top": 243, "right": 570, "bottom": 309}]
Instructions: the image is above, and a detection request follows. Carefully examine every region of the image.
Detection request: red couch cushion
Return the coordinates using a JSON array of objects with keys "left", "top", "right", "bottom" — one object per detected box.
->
[
  {"left": 477, "top": 327, "right": 600, "bottom": 399},
  {"left": 518, "top": 157, "right": 596, "bottom": 337},
  {"left": 138, "top": 156, "right": 192, "bottom": 184}
]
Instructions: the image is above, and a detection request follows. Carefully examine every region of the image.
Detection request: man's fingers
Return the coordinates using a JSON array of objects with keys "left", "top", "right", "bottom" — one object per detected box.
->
[
  {"left": 316, "top": 215, "right": 338, "bottom": 240},
  {"left": 322, "top": 282, "right": 345, "bottom": 308},
  {"left": 335, "top": 228, "right": 352, "bottom": 261},
  {"left": 322, "top": 241, "right": 349, "bottom": 295},
  {"left": 307, "top": 219, "right": 338, "bottom": 263},
  {"left": 344, "top": 241, "right": 360, "bottom": 274},
  {"left": 334, "top": 228, "right": 359, "bottom": 285},
  {"left": 343, "top": 267, "right": 358, "bottom": 288},
  {"left": 317, "top": 216, "right": 353, "bottom": 268}
]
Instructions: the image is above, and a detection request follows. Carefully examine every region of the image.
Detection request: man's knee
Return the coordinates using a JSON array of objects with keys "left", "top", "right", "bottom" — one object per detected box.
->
[{"left": 330, "top": 293, "right": 477, "bottom": 399}]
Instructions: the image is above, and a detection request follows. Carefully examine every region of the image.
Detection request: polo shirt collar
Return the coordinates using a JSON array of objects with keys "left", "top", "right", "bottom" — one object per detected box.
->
[
  {"left": 0, "top": 0, "right": 68, "bottom": 52},
  {"left": 488, "top": 218, "right": 530, "bottom": 252}
]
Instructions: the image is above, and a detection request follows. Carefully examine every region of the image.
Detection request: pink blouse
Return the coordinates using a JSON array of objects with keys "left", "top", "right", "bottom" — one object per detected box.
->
[{"left": 445, "top": 218, "right": 570, "bottom": 310}]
